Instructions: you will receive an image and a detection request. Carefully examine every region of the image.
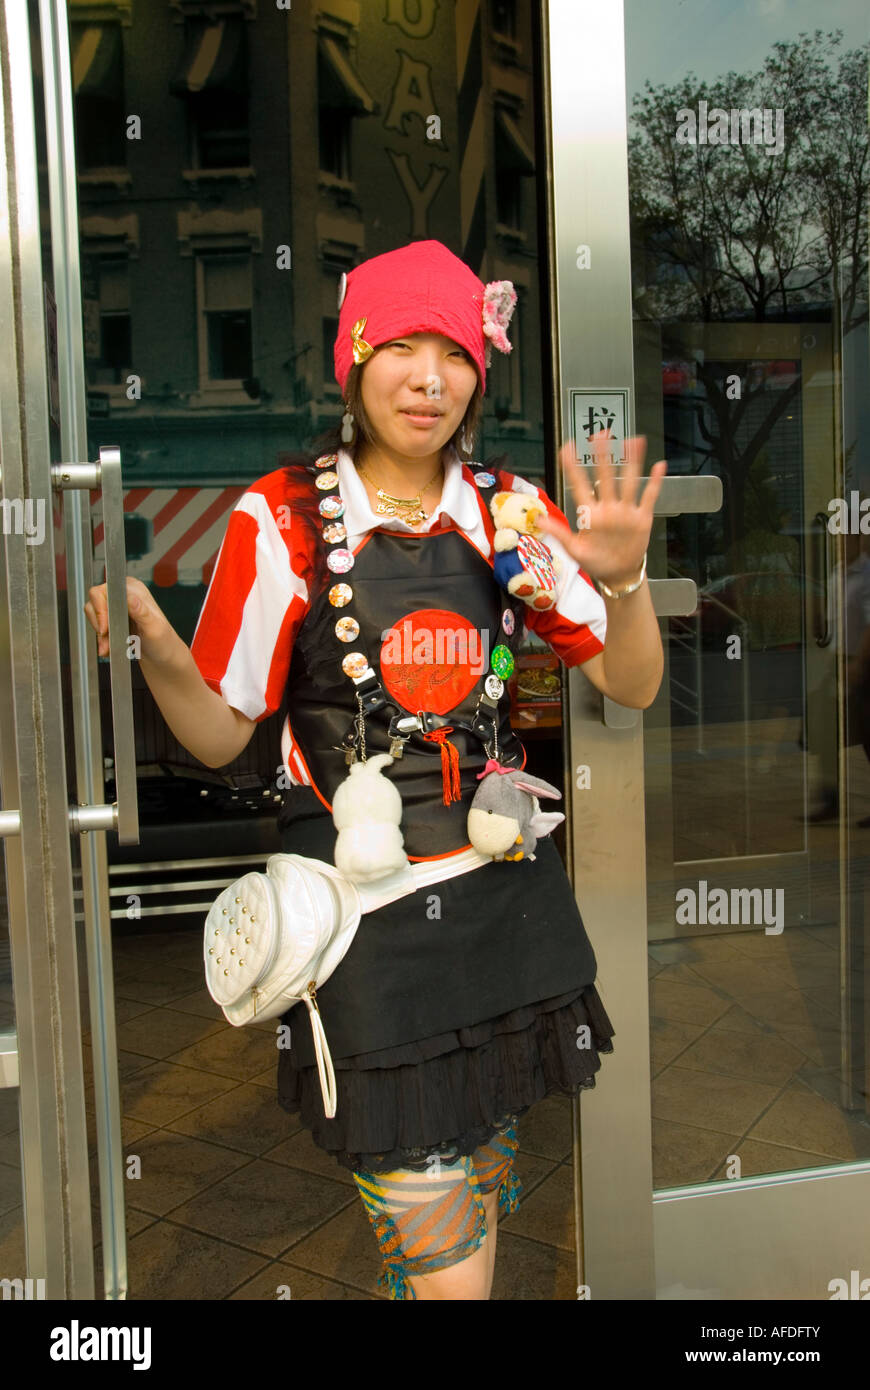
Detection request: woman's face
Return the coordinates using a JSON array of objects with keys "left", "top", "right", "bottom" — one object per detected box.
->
[{"left": 358, "top": 333, "right": 478, "bottom": 459}]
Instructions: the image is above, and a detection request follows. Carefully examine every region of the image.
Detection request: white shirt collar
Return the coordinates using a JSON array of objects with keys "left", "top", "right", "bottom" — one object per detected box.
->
[{"left": 336, "top": 445, "right": 483, "bottom": 538}]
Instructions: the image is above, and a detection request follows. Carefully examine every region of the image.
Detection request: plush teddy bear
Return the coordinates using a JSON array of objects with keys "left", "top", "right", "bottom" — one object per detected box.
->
[{"left": 490, "top": 491, "right": 561, "bottom": 611}]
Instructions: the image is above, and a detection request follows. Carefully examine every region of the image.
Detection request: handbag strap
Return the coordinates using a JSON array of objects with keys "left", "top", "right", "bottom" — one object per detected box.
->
[{"left": 300, "top": 992, "right": 337, "bottom": 1118}]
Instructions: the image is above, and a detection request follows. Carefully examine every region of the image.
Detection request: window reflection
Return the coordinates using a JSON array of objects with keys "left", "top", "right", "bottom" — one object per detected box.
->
[{"left": 627, "top": 6, "right": 869, "bottom": 1188}]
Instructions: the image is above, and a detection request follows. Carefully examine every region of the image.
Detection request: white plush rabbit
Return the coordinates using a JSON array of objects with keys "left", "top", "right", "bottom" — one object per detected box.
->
[{"left": 332, "top": 752, "right": 409, "bottom": 884}]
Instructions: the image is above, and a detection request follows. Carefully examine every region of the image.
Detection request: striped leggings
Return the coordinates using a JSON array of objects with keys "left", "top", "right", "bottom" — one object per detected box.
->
[{"left": 352, "top": 1115, "right": 522, "bottom": 1301}]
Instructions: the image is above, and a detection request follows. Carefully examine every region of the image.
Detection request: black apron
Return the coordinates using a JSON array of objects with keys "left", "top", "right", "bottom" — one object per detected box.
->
[
  {"left": 282, "top": 522, "right": 528, "bottom": 856},
  {"left": 276, "top": 470, "right": 598, "bottom": 1065}
]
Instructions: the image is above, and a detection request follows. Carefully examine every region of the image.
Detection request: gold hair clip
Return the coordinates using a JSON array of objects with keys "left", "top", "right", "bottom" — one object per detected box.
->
[{"left": 351, "top": 317, "right": 374, "bottom": 365}]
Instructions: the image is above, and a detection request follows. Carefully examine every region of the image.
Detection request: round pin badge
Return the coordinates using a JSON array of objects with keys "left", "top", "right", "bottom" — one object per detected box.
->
[
  {"left": 501, "top": 607, "right": 515, "bottom": 635},
  {"left": 315, "top": 470, "right": 339, "bottom": 490},
  {"left": 335, "top": 616, "right": 360, "bottom": 643},
  {"left": 490, "top": 643, "right": 515, "bottom": 679},
  {"left": 516, "top": 532, "right": 558, "bottom": 591},
  {"left": 485, "top": 674, "right": 504, "bottom": 699},
  {"left": 341, "top": 651, "right": 369, "bottom": 680},
  {"left": 327, "top": 547, "right": 355, "bottom": 574},
  {"left": 322, "top": 522, "right": 347, "bottom": 544},
  {"left": 474, "top": 471, "right": 496, "bottom": 488},
  {"left": 328, "top": 582, "right": 353, "bottom": 607},
  {"left": 319, "top": 495, "right": 345, "bottom": 519},
  {"left": 316, "top": 453, "right": 339, "bottom": 469},
  {"left": 337, "top": 272, "right": 347, "bottom": 310}
]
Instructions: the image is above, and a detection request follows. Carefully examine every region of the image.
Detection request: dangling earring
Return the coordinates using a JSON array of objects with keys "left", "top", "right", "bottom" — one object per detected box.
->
[
  {"left": 459, "top": 422, "right": 474, "bottom": 456},
  {"left": 341, "top": 405, "right": 355, "bottom": 444}
]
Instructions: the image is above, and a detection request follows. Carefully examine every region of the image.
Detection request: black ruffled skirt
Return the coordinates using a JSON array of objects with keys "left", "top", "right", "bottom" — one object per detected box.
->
[{"left": 277, "top": 980, "right": 615, "bottom": 1173}]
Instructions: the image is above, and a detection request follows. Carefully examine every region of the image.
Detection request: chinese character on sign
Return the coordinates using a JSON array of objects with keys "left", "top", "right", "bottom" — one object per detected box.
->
[{"left": 580, "top": 406, "right": 616, "bottom": 439}]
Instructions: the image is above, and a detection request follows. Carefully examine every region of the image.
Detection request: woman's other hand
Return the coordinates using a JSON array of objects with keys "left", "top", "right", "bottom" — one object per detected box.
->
[{"left": 84, "top": 577, "right": 179, "bottom": 666}]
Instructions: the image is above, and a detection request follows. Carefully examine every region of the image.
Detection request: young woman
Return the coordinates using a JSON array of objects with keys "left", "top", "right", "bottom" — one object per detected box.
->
[{"left": 84, "top": 239, "right": 665, "bottom": 1301}]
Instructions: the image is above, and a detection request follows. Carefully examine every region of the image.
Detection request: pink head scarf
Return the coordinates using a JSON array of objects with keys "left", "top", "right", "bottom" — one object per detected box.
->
[{"left": 333, "top": 239, "right": 516, "bottom": 397}]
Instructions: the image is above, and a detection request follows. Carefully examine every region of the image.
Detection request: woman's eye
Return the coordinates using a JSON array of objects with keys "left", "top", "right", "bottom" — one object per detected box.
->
[{"left": 389, "top": 343, "right": 468, "bottom": 359}]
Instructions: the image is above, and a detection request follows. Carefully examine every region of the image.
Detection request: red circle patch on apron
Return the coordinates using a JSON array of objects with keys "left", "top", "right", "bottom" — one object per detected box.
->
[{"left": 379, "top": 607, "right": 487, "bottom": 715}]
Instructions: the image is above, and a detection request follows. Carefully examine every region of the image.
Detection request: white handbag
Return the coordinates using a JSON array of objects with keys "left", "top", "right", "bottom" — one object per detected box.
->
[{"left": 203, "top": 849, "right": 491, "bottom": 1118}]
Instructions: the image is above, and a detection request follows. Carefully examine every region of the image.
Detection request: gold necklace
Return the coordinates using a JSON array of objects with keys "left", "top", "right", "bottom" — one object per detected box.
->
[{"left": 357, "top": 459, "right": 443, "bottom": 526}]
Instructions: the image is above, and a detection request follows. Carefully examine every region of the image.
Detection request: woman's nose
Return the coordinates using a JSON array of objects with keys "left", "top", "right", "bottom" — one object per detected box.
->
[{"left": 409, "top": 358, "right": 445, "bottom": 394}]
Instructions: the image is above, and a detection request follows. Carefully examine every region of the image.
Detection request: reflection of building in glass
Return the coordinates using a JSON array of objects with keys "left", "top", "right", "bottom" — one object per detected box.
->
[{"left": 71, "top": 0, "right": 542, "bottom": 513}]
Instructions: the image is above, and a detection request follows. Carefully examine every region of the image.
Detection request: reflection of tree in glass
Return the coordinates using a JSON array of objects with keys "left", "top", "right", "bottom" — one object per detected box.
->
[
  {"left": 629, "top": 30, "right": 868, "bottom": 600},
  {"left": 629, "top": 30, "right": 868, "bottom": 332}
]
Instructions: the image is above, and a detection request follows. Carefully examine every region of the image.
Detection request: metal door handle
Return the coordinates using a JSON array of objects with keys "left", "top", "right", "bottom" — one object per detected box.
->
[
  {"left": 597, "top": 474, "right": 722, "bottom": 728},
  {"left": 96, "top": 446, "right": 138, "bottom": 844},
  {"left": 51, "top": 446, "right": 139, "bottom": 844},
  {"left": 0, "top": 1030, "right": 18, "bottom": 1088},
  {"left": 641, "top": 473, "right": 723, "bottom": 516},
  {"left": 811, "top": 511, "right": 833, "bottom": 648},
  {"left": 601, "top": 577, "right": 700, "bottom": 728}
]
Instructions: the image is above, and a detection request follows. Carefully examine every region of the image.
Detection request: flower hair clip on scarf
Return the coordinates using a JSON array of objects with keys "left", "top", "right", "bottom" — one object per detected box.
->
[{"left": 481, "top": 281, "right": 518, "bottom": 366}]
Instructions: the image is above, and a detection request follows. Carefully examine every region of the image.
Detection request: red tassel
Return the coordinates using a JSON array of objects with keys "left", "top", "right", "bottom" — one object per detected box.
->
[{"left": 422, "top": 726, "right": 463, "bottom": 805}]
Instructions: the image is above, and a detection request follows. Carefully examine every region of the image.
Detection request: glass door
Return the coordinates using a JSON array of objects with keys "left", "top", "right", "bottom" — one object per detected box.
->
[
  {"left": 0, "top": 0, "right": 135, "bottom": 1299},
  {"left": 627, "top": 0, "right": 870, "bottom": 1292},
  {"left": 37, "top": 0, "right": 599, "bottom": 1302},
  {"left": 547, "top": 0, "right": 870, "bottom": 1298}
]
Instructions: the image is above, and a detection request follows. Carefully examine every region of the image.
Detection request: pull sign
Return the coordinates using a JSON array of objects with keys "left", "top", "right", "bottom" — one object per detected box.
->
[{"left": 569, "top": 388, "right": 630, "bottom": 468}]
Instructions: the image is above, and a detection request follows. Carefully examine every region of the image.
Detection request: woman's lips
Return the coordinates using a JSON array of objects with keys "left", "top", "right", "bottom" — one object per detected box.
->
[{"left": 401, "top": 410, "right": 441, "bottom": 427}]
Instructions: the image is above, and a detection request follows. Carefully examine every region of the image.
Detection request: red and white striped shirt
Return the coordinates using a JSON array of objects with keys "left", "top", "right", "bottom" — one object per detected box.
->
[{"left": 190, "top": 445, "right": 607, "bottom": 786}]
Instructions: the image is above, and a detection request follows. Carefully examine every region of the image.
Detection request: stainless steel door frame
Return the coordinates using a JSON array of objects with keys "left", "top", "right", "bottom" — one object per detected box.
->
[
  {"left": 545, "top": 0, "right": 870, "bottom": 1299},
  {"left": 542, "top": 0, "right": 657, "bottom": 1301},
  {"left": 0, "top": 0, "right": 94, "bottom": 1298},
  {"left": 40, "top": 0, "right": 134, "bottom": 1298},
  {"left": 0, "top": 0, "right": 135, "bottom": 1299}
]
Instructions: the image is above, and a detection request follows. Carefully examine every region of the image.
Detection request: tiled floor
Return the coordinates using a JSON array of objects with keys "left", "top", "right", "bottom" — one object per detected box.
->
[
  {"left": 649, "top": 920, "right": 870, "bottom": 1185},
  {"left": 646, "top": 730, "right": 870, "bottom": 1185},
  {"left": 2, "top": 908, "right": 868, "bottom": 1297},
  {"left": 3, "top": 721, "right": 870, "bottom": 1296},
  {"left": 0, "top": 924, "right": 582, "bottom": 1300}
]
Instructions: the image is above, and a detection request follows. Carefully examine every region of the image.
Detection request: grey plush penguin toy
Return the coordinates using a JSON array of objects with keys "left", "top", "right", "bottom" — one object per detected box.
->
[{"left": 467, "top": 759, "right": 565, "bottom": 862}]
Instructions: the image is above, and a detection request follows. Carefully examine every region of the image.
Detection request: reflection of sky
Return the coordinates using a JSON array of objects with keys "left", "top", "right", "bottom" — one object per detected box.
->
[{"left": 625, "top": 0, "right": 869, "bottom": 100}]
